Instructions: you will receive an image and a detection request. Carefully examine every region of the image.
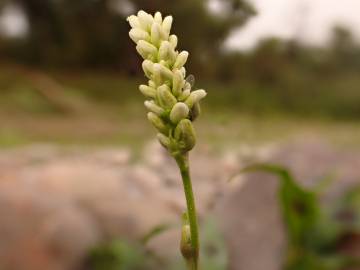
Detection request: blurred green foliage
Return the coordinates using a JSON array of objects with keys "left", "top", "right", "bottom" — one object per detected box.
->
[
  {"left": 87, "top": 166, "right": 360, "bottom": 270},
  {"left": 0, "top": 1, "right": 359, "bottom": 120},
  {"left": 198, "top": 218, "right": 228, "bottom": 270},
  {"left": 87, "top": 218, "right": 228, "bottom": 270},
  {"left": 88, "top": 240, "right": 156, "bottom": 270},
  {"left": 243, "top": 164, "right": 360, "bottom": 270},
  {"left": 0, "top": 0, "right": 255, "bottom": 74}
]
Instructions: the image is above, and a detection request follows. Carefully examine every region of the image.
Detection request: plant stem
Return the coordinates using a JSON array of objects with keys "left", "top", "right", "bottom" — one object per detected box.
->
[{"left": 174, "top": 152, "right": 199, "bottom": 270}]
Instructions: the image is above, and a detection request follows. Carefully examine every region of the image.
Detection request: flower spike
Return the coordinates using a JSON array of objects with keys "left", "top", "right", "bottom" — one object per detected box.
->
[{"left": 127, "top": 11, "right": 206, "bottom": 270}]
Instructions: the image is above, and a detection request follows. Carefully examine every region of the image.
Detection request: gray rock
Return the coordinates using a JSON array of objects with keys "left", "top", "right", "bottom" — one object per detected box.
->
[{"left": 0, "top": 140, "right": 359, "bottom": 270}]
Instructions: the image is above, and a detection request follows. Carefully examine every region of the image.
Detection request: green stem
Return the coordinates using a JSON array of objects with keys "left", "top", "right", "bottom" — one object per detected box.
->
[{"left": 174, "top": 152, "right": 199, "bottom": 270}]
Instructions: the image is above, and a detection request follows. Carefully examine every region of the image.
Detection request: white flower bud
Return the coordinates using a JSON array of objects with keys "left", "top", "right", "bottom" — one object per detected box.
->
[
  {"left": 183, "top": 81, "right": 191, "bottom": 91},
  {"left": 158, "top": 41, "right": 170, "bottom": 60},
  {"left": 160, "top": 64, "right": 173, "bottom": 80},
  {"left": 157, "top": 84, "right": 177, "bottom": 109},
  {"left": 159, "top": 60, "right": 169, "bottom": 68},
  {"left": 180, "top": 67, "right": 186, "bottom": 77},
  {"left": 139, "top": 84, "right": 156, "bottom": 98},
  {"left": 159, "top": 41, "right": 175, "bottom": 62},
  {"left": 154, "top": 12, "right": 163, "bottom": 24},
  {"left": 127, "top": 15, "right": 141, "bottom": 29},
  {"left": 142, "top": 60, "right": 154, "bottom": 79},
  {"left": 180, "top": 224, "right": 194, "bottom": 260},
  {"left": 185, "top": 89, "right": 207, "bottom": 108},
  {"left": 157, "top": 133, "right": 170, "bottom": 149},
  {"left": 153, "top": 63, "right": 173, "bottom": 83},
  {"left": 151, "top": 23, "right": 162, "bottom": 46},
  {"left": 144, "top": 100, "right": 165, "bottom": 115},
  {"left": 147, "top": 112, "right": 168, "bottom": 134},
  {"left": 129, "top": 28, "right": 150, "bottom": 43},
  {"left": 169, "top": 35, "right": 178, "bottom": 49},
  {"left": 148, "top": 80, "right": 156, "bottom": 88},
  {"left": 175, "top": 119, "right": 196, "bottom": 152},
  {"left": 152, "top": 64, "right": 162, "bottom": 84},
  {"left": 173, "top": 51, "right": 189, "bottom": 69},
  {"left": 136, "top": 40, "right": 157, "bottom": 59},
  {"left": 137, "top": 10, "right": 154, "bottom": 31},
  {"left": 179, "top": 89, "right": 191, "bottom": 101},
  {"left": 162, "top": 15, "right": 173, "bottom": 39},
  {"left": 170, "top": 102, "right": 189, "bottom": 124},
  {"left": 172, "top": 69, "right": 185, "bottom": 97}
]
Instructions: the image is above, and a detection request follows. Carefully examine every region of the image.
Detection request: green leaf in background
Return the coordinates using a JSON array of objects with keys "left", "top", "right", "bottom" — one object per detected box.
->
[
  {"left": 87, "top": 165, "right": 360, "bottom": 270},
  {"left": 241, "top": 163, "right": 360, "bottom": 270},
  {"left": 200, "top": 217, "right": 228, "bottom": 270},
  {"left": 88, "top": 240, "right": 147, "bottom": 270},
  {"left": 242, "top": 164, "right": 320, "bottom": 247},
  {"left": 335, "top": 185, "right": 360, "bottom": 230},
  {"left": 140, "top": 223, "right": 175, "bottom": 246}
]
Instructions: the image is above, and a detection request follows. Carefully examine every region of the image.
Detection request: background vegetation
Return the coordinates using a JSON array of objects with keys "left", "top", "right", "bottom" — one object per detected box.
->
[{"left": 0, "top": 0, "right": 359, "bottom": 123}]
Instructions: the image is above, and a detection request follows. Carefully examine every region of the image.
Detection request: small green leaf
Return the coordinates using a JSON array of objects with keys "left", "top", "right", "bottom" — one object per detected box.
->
[
  {"left": 241, "top": 164, "right": 320, "bottom": 247},
  {"left": 140, "top": 223, "right": 175, "bottom": 245}
]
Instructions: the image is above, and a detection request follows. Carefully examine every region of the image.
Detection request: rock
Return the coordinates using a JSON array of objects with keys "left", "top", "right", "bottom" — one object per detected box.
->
[
  {"left": 216, "top": 138, "right": 360, "bottom": 270},
  {"left": 91, "top": 148, "right": 131, "bottom": 166},
  {"left": 0, "top": 182, "right": 100, "bottom": 270},
  {"left": 0, "top": 140, "right": 359, "bottom": 270},
  {"left": 217, "top": 173, "right": 285, "bottom": 270},
  {"left": 41, "top": 205, "right": 100, "bottom": 269}
]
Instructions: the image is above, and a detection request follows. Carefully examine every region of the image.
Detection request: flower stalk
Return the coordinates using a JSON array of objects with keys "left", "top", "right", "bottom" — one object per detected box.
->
[
  {"left": 176, "top": 153, "right": 199, "bottom": 270},
  {"left": 127, "top": 10, "right": 207, "bottom": 270}
]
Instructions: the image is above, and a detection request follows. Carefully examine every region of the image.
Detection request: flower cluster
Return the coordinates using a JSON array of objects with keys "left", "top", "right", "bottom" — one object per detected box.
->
[{"left": 127, "top": 10, "right": 207, "bottom": 155}]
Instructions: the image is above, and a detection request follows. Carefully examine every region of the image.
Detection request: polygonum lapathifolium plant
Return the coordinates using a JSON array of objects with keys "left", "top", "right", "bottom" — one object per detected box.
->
[{"left": 127, "top": 10, "right": 207, "bottom": 270}]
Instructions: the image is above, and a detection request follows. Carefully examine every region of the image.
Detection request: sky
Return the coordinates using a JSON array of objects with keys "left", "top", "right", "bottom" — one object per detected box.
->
[
  {"left": 0, "top": 3, "right": 27, "bottom": 38},
  {"left": 1, "top": 0, "right": 360, "bottom": 50},
  {"left": 224, "top": 0, "right": 360, "bottom": 50}
]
